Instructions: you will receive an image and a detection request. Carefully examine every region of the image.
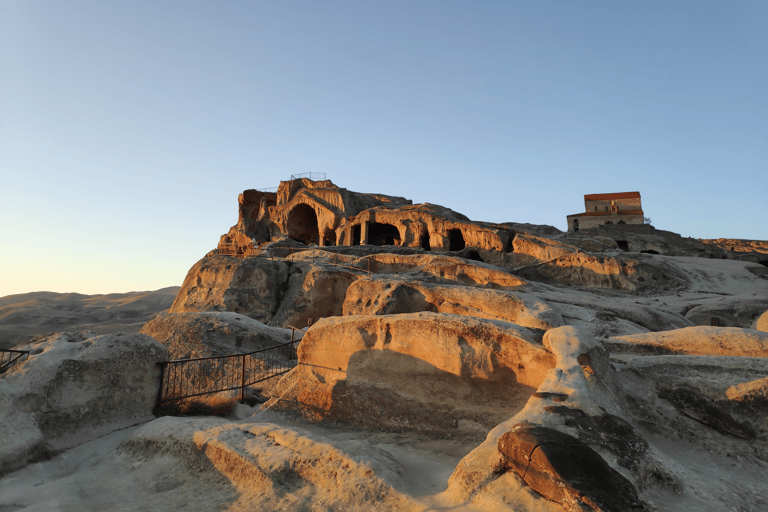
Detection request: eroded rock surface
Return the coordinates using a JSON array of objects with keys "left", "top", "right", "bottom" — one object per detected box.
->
[
  {"left": 0, "top": 332, "right": 167, "bottom": 475},
  {"left": 267, "top": 312, "right": 556, "bottom": 435},
  {"left": 117, "top": 416, "right": 420, "bottom": 512},
  {"left": 606, "top": 326, "right": 768, "bottom": 357},
  {"left": 170, "top": 254, "right": 289, "bottom": 323},
  {"left": 140, "top": 311, "right": 292, "bottom": 359},
  {"left": 343, "top": 276, "right": 563, "bottom": 330}
]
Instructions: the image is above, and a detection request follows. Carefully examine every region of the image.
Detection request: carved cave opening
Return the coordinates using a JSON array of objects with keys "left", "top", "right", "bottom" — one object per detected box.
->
[
  {"left": 448, "top": 228, "right": 465, "bottom": 251},
  {"left": 352, "top": 225, "right": 361, "bottom": 246},
  {"left": 368, "top": 223, "right": 400, "bottom": 246},
  {"left": 287, "top": 204, "right": 319, "bottom": 245},
  {"left": 323, "top": 228, "right": 337, "bottom": 247},
  {"left": 616, "top": 240, "right": 629, "bottom": 251},
  {"left": 505, "top": 232, "right": 516, "bottom": 252},
  {"left": 466, "top": 250, "right": 484, "bottom": 262},
  {"left": 420, "top": 232, "right": 431, "bottom": 251}
]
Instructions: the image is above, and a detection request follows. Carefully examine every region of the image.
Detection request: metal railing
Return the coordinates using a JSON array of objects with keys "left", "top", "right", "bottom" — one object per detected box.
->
[
  {"left": 290, "top": 172, "right": 326, "bottom": 181},
  {"left": 217, "top": 242, "right": 258, "bottom": 257},
  {"left": 156, "top": 339, "right": 299, "bottom": 405},
  {"left": 0, "top": 349, "right": 30, "bottom": 373}
]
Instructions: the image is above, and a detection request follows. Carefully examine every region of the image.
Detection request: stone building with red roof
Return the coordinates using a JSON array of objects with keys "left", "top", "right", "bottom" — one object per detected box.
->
[{"left": 567, "top": 192, "right": 644, "bottom": 232}]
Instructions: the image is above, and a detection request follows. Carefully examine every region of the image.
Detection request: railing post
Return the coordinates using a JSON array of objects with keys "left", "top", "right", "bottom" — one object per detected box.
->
[
  {"left": 155, "top": 362, "right": 166, "bottom": 406},
  {"left": 240, "top": 354, "right": 246, "bottom": 403}
]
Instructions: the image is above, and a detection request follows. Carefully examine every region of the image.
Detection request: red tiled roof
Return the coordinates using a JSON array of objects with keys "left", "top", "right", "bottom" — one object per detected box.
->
[
  {"left": 584, "top": 192, "right": 641, "bottom": 201},
  {"left": 567, "top": 210, "right": 644, "bottom": 218}
]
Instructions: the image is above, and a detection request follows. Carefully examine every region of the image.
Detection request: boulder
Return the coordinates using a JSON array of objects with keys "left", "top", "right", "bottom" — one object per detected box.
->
[
  {"left": 140, "top": 311, "right": 292, "bottom": 359},
  {"left": 170, "top": 254, "right": 290, "bottom": 323},
  {"left": 498, "top": 423, "right": 648, "bottom": 511},
  {"left": 0, "top": 332, "right": 167, "bottom": 475},
  {"left": 266, "top": 312, "right": 556, "bottom": 434},
  {"left": 605, "top": 326, "right": 768, "bottom": 358},
  {"left": 753, "top": 310, "right": 768, "bottom": 332},
  {"left": 343, "top": 276, "right": 563, "bottom": 330}
]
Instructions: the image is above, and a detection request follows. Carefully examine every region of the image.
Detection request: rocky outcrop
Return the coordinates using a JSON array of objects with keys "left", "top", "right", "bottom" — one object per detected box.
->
[
  {"left": 605, "top": 326, "right": 768, "bottom": 357},
  {"left": 269, "top": 264, "right": 360, "bottom": 328},
  {"left": 0, "top": 332, "right": 167, "bottom": 475},
  {"left": 441, "top": 325, "right": 768, "bottom": 511},
  {"left": 140, "top": 311, "right": 292, "bottom": 359},
  {"left": 170, "top": 254, "right": 290, "bottom": 323},
  {"left": 343, "top": 276, "right": 563, "bottom": 330},
  {"left": 365, "top": 252, "right": 527, "bottom": 290},
  {"left": 266, "top": 312, "right": 556, "bottom": 434},
  {"left": 683, "top": 296, "right": 768, "bottom": 328}
]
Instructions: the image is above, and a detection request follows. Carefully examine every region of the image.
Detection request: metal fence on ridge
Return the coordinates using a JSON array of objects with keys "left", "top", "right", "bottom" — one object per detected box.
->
[{"left": 155, "top": 339, "right": 299, "bottom": 405}]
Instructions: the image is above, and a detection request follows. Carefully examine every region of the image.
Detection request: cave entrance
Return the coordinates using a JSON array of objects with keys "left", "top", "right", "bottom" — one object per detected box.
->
[
  {"left": 466, "top": 250, "right": 484, "bottom": 262},
  {"left": 287, "top": 204, "right": 319, "bottom": 245},
  {"left": 368, "top": 223, "right": 400, "bottom": 246},
  {"left": 420, "top": 232, "right": 431, "bottom": 251},
  {"left": 323, "top": 228, "right": 336, "bottom": 247},
  {"left": 351, "top": 225, "right": 361, "bottom": 246},
  {"left": 616, "top": 240, "right": 629, "bottom": 251},
  {"left": 448, "top": 228, "right": 465, "bottom": 251}
]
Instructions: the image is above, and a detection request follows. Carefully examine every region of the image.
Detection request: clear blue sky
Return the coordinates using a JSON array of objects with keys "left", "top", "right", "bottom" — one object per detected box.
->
[{"left": 1, "top": 1, "right": 766, "bottom": 297}]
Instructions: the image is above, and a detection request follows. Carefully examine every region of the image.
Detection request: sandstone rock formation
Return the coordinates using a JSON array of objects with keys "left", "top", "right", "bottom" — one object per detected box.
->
[
  {"left": 343, "top": 276, "right": 563, "bottom": 330},
  {"left": 753, "top": 309, "right": 768, "bottom": 332},
  {"left": 266, "top": 312, "right": 556, "bottom": 434},
  {"left": 140, "top": 311, "right": 292, "bottom": 359},
  {"left": 0, "top": 332, "right": 167, "bottom": 475},
  {"left": 117, "top": 416, "right": 421, "bottom": 511},
  {"left": 605, "top": 326, "right": 768, "bottom": 357},
  {"left": 4, "top": 178, "right": 767, "bottom": 511}
]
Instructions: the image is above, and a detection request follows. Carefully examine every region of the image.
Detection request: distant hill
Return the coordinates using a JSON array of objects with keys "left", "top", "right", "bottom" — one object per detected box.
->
[{"left": 0, "top": 287, "right": 180, "bottom": 349}]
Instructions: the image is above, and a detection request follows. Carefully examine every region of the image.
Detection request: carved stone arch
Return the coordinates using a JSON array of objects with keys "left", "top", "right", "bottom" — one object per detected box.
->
[{"left": 287, "top": 203, "right": 319, "bottom": 245}]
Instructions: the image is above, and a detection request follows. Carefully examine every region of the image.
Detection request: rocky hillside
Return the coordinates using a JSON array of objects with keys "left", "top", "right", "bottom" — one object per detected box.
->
[{"left": 2, "top": 179, "right": 767, "bottom": 512}]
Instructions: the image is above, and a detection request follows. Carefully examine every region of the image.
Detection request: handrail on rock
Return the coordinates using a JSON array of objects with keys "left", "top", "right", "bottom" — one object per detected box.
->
[
  {"left": 155, "top": 339, "right": 300, "bottom": 405},
  {"left": 0, "top": 349, "right": 30, "bottom": 374}
]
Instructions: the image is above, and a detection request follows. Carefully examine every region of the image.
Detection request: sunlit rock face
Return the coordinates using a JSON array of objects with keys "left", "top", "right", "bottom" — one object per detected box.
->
[
  {"left": 170, "top": 254, "right": 290, "bottom": 323},
  {"left": 753, "top": 309, "right": 768, "bottom": 332},
  {"left": 266, "top": 313, "right": 556, "bottom": 435},
  {"left": 605, "top": 326, "right": 768, "bottom": 358},
  {"left": 0, "top": 332, "right": 167, "bottom": 476},
  {"left": 343, "top": 276, "right": 562, "bottom": 330}
]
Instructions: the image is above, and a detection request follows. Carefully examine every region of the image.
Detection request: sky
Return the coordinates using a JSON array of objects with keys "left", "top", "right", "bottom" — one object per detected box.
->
[{"left": 1, "top": 1, "right": 766, "bottom": 297}]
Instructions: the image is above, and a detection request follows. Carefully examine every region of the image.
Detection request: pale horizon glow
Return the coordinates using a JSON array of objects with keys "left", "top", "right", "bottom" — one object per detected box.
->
[{"left": 1, "top": 1, "right": 766, "bottom": 297}]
